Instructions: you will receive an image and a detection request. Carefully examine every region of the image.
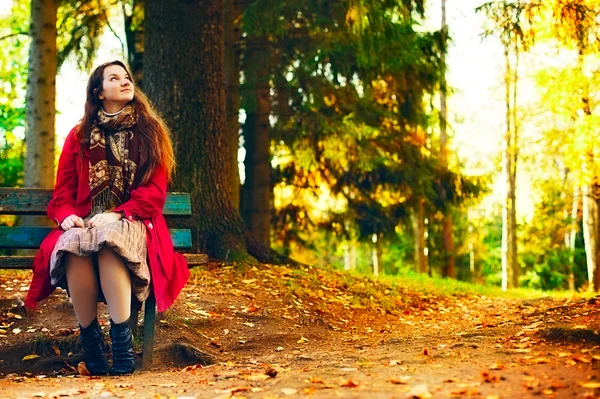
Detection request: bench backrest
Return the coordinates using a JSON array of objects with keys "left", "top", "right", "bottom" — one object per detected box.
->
[{"left": 0, "top": 188, "right": 193, "bottom": 249}]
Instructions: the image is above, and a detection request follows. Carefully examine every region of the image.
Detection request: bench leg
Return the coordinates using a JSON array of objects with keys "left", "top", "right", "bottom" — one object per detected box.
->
[
  {"left": 130, "top": 308, "right": 139, "bottom": 339},
  {"left": 142, "top": 293, "right": 156, "bottom": 370}
]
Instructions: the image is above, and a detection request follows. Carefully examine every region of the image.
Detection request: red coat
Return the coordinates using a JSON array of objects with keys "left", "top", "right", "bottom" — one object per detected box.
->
[{"left": 25, "top": 127, "right": 190, "bottom": 312}]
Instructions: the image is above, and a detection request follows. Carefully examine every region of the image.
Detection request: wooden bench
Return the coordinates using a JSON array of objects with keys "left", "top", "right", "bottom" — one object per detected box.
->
[{"left": 0, "top": 187, "right": 207, "bottom": 370}]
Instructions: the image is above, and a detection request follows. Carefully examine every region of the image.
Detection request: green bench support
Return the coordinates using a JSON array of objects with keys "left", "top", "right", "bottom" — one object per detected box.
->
[{"left": 0, "top": 187, "right": 207, "bottom": 370}]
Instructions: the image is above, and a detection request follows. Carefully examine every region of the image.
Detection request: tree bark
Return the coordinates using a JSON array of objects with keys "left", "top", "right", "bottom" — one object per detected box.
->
[
  {"left": 24, "top": 0, "right": 57, "bottom": 228},
  {"left": 241, "top": 36, "right": 272, "bottom": 246},
  {"left": 568, "top": 185, "right": 578, "bottom": 291},
  {"left": 144, "top": 0, "right": 251, "bottom": 261},
  {"left": 439, "top": 0, "right": 455, "bottom": 279},
  {"left": 413, "top": 200, "right": 427, "bottom": 274},
  {"left": 501, "top": 46, "right": 512, "bottom": 291},
  {"left": 123, "top": 0, "right": 144, "bottom": 87},
  {"left": 510, "top": 45, "right": 519, "bottom": 289},
  {"left": 582, "top": 183, "right": 596, "bottom": 290},
  {"left": 224, "top": 0, "right": 242, "bottom": 210}
]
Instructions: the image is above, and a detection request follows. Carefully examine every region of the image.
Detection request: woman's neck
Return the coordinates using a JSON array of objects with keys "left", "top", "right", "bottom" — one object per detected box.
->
[{"left": 102, "top": 101, "right": 128, "bottom": 114}]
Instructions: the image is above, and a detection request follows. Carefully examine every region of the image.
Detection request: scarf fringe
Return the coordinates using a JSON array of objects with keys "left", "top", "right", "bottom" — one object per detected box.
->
[{"left": 91, "top": 188, "right": 121, "bottom": 215}]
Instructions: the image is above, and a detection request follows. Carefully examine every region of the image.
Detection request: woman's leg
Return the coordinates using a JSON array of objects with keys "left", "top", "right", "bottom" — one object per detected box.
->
[
  {"left": 97, "top": 247, "right": 131, "bottom": 324},
  {"left": 97, "top": 247, "right": 135, "bottom": 375},
  {"left": 65, "top": 252, "right": 108, "bottom": 375},
  {"left": 64, "top": 253, "right": 98, "bottom": 327}
]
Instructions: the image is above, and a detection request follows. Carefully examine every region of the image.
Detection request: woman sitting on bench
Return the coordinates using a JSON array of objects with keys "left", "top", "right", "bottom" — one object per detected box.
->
[{"left": 25, "top": 60, "right": 190, "bottom": 375}]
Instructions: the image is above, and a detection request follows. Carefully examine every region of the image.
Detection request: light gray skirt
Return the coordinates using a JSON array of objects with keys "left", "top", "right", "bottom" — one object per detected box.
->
[{"left": 49, "top": 219, "right": 151, "bottom": 306}]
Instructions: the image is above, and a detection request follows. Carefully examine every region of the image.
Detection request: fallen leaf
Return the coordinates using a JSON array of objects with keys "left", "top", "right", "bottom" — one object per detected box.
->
[
  {"left": 52, "top": 345, "right": 61, "bottom": 356},
  {"left": 340, "top": 379, "right": 359, "bottom": 388},
  {"left": 390, "top": 376, "right": 412, "bottom": 384},
  {"left": 580, "top": 382, "right": 600, "bottom": 389},
  {"left": 243, "top": 322, "right": 255, "bottom": 328},
  {"left": 490, "top": 363, "right": 504, "bottom": 370},
  {"left": 573, "top": 356, "right": 592, "bottom": 364},
  {"left": 12, "top": 328, "right": 21, "bottom": 334},
  {"left": 298, "top": 336, "right": 309, "bottom": 344},
  {"left": 22, "top": 354, "right": 41, "bottom": 361},
  {"left": 281, "top": 388, "right": 298, "bottom": 395},
  {"left": 481, "top": 372, "right": 500, "bottom": 383},
  {"left": 523, "top": 378, "right": 540, "bottom": 389},
  {"left": 78, "top": 361, "right": 91, "bottom": 376},
  {"left": 406, "top": 384, "right": 433, "bottom": 399},
  {"left": 423, "top": 347, "right": 429, "bottom": 356}
]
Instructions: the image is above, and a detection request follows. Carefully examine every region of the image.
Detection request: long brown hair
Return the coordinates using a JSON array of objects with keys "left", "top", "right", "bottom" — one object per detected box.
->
[{"left": 76, "top": 60, "right": 176, "bottom": 186}]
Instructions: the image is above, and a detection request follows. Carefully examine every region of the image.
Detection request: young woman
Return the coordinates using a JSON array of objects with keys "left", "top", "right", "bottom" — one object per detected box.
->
[{"left": 25, "top": 61, "right": 190, "bottom": 375}]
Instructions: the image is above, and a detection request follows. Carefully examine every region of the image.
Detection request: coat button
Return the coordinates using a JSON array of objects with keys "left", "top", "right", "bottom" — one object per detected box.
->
[
  {"left": 148, "top": 223, "right": 153, "bottom": 229},
  {"left": 129, "top": 216, "right": 133, "bottom": 220}
]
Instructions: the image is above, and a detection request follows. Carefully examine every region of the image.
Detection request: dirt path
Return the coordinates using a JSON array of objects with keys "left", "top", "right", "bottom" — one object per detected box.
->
[{"left": 1, "top": 265, "right": 600, "bottom": 398}]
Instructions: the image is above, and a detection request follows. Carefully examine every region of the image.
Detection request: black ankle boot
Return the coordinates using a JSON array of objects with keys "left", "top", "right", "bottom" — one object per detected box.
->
[
  {"left": 79, "top": 318, "right": 108, "bottom": 375},
  {"left": 109, "top": 319, "right": 135, "bottom": 375}
]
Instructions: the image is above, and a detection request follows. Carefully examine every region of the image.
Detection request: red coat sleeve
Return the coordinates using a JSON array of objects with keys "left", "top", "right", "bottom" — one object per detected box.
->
[
  {"left": 114, "top": 165, "right": 167, "bottom": 220},
  {"left": 47, "top": 129, "right": 79, "bottom": 226}
]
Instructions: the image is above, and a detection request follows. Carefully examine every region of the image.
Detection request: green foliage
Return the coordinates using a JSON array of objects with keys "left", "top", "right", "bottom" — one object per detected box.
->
[
  {"left": 0, "top": 0, "right": 28, "bottom": 188},
  {"left": 252, "top": 0, "right": 487, "bottom": 254}
]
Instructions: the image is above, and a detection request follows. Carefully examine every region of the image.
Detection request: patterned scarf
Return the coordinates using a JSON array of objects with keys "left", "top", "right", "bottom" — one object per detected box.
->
[{"left": 89, "top": 105, "right": 141, "bottom": 216}]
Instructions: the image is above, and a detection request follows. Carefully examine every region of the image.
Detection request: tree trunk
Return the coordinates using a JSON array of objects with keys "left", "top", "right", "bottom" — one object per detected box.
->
[
  {"left": 413, "top": 200, "right": 427, "bottom": 274},
  {"left": 439, "top": 0, "right": 455, "bottom": 279},
  {"left": 24, "top": 0, "right": 57, "bottom": 227},
  {"left": 501, "top": 46, "right": 512, "bottom": 291},
  {"left": 344, "top": 241, "right": 357, "bottom": 271},
  {"left": 241, "top": 36, "right": 272, "bottom": 246},
  {"left": 595, "top": 193, "right": 600, "bottom": 292},
  {"left": 224, "top": 0, "right": 242, "bottom": 210},
  {"left": 371, "top": 234, "right": 381, "bottom": 277},
  {"left": 568, "top": 185, "right": 578, "bottom": 291},
  {"left": 582, "top": 184, "right": 597, "bottom": 290},
  {"left": 144, "top": 0, "right": 251, "bottom": 261},
  {"left": 510, "top": 45, "right": 519, "bottom": 289},
  {"left": 123, "top": 0, "right": 144, "bottom": 87}
]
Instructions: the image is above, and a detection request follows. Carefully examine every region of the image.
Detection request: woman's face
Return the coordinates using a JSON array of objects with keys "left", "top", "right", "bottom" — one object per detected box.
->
[{"left": 98, "top": 64, "right": 134, "bottom": 111}]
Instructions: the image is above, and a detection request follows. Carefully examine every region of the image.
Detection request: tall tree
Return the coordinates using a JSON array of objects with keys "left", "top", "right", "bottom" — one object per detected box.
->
[
  {"left": 25, "top": 0, "right": 57, "bottom": 195},
  {"left": 144, "top": 0, "right": 250, "bottom": 260},
  {"left": 144, "top": 0, "right": 288, "bottom": 263},
  {"left": 224, "top": 0, "right": 243, "bottom": 211},
  {"left": 477, "top": 0, "right": 540, "bottom": 289},
  {"left": 240, "top": 35, "right": 272, "bottom": 245},
  {"left": 439, "top": 0, "right": 455, "bottom": 278}
]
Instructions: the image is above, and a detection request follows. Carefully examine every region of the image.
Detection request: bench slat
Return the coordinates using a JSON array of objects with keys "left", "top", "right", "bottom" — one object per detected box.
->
[
  {"left": 0, "top": 226, "right": 192, "bottom": 249},
  {"left": 0, "top": 188, "right": 191, "bottom": 216},
  {"left": 0, "top": 253, "right": 208, "bottom": 269}
]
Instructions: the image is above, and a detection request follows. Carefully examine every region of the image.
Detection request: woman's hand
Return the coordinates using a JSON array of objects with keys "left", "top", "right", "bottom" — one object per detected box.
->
[
  {"left": 88, "top": 212, "right": 123, "bottom": 228},
  {"left": 61, "top": 214, "right": 85, "bottom": 231}
]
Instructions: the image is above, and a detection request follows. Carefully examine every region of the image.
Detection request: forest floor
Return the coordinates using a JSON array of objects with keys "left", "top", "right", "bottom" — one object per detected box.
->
[{"left": 0, "top": 263, "right": 600, "bottom": 399}]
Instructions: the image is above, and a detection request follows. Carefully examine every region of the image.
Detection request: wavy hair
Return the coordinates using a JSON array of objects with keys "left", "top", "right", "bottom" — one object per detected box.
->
[{"left": 76, "top": 60, "right": 176, "bottom": 186}]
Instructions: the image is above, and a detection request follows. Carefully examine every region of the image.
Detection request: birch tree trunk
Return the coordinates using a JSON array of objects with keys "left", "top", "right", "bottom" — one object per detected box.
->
[
  {"left": 25, "top": 0, "right": 57, "bottom": 190},
  {"left": 582, "top": 184, "right": 597, "bottom": 290},
  {"left": 23, "top": 0, "right": 57, "bottom": 229}
]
